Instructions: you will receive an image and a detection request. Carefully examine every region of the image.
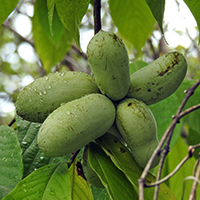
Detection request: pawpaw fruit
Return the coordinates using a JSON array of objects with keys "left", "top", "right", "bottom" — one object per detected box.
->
[
  {"left": 87, "top": 30, "right": 130, "bottom": 101},
  {"left": 116, "top": 98, "right": 160, "bottom": 168},
  {"left": 15, "top": 71, "right": 100, "bottom": 122},
  {"left": 37, "top": 93, "right": 116, "bottom": 157},
  {"left": 127, "top": 51, "right": 187, "bottom": 105}
]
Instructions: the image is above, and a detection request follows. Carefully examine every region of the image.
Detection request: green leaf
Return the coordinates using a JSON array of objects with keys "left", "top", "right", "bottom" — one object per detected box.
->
[
  {"left": 109, "top": 0, "right": 155, "bottom": 53},
  {"left": 3, "top": 162, "right": 71, "bottom": 200},
  {"left": 68, "top": 158, "right": 93, "bottom": 200},
  {"left": 0, "top": 125, "right": 23, "bottom": 190},
  {"left": 96, "top": 133, "right": 176, "bottom": 200},
  {"left": 91, "top": 185, "right": 110, "bottom": 200},
  {"left": 88, "top": 142, "right": 138, "bottom": 200},
  {"left": 0, "top": 0, "right": 19, "bottom": 26},
  {"left": 183, "top": 0, "right": 200, "bottom": 43},
  {"left": 146, "top": 0, "right": 165, "bottom": 34},
  {"left": 129, "top": 61, "right": 148, "bottom": 75},
  {"left": 15, "top": 116, "right": 70, "bottom": 178},
  {"left": 162, "top": 137, "right": 200, "bottom": 199},
  {"left": 33, "top": 0, "right": 73, "bottom": 72},
  {"left": 55, "top": 0, "right": 90, "bottom": 48},
  {"left": 47, "top": 0, "right": 56, "bottom": 35}
]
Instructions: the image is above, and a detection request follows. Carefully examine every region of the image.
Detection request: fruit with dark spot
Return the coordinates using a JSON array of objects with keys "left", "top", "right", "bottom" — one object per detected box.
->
[
  {"left": 116, "top": 98, "right": 160, "bottom": 169},
  {"left": 37, "top": 93, "right": 116, "bottom": 157},
  {"left": 127, "top": 51, "right": 187, "bottom": 105},
  {"left": 15, "top": 71, "right": 100, "bottom": 122},
  {"left": 87, "top": 30, "right": 130, "bottom": 101}
]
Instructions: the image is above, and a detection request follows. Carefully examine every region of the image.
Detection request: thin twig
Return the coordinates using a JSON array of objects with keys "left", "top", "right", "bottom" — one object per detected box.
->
[
  {"left": 188, "top": 156, "right": 200, "bottom": 200},
  {"left": 94, "top": 0, "right": 101, "bottom": 34}
]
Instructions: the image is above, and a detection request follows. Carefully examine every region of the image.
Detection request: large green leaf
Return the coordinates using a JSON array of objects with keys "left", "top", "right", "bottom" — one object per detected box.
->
[
  {"left": 88, "top": 142, "right": 139, "bottom": 200},
  {"left": 146, "top": 0, "right": 165, "bottom": 34},
  {"left": 68, "top": 158, "right": 93, "bottom": 200},
  {"left": 162, "top": 137, "right": 200, "bottom": 199},
  {"left": 96, "top": 133, "right": 176, "bottom": 200},
  {"left": 33, "top": 0, "right": 73, "bottom": 72},
  {"left": 184, "top": 0, "right": 200, "bottom": 43},
  {"left": 0, "top": 0, "right": 19, "bottom": 26},
  {"left": 3, "top": 162, "right": 71, "bottom": 200},
  {"left": 109, "top": 0, "right": 155, "bottom": 53},
  {"left": 55, "top": 0, "right": 90, "bottom": 48},
  {"left": 0, "top": 125, "right": 23, "bottom": 192},
  {"left": 91, "top": 185, "right": 110, "bottom": 200}
]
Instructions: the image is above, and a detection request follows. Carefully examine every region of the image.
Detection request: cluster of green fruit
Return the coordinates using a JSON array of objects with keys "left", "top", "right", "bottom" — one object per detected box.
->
[{"left": 15, "top": 30, "right": 187, "bottom": 187}]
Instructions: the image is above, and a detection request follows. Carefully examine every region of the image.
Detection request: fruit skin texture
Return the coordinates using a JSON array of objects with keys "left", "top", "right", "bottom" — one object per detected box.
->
[
  {"left": 82, "top": 145, "right": 104, "bottom": 188},
  {"left": 87, "top": 30, "right": 130, "bottom": 101},
  {"left": 127, "top": 51, "right": 187, "bottom": 105},
  {"left": 37, "top": 93, "right": 116, "bottom": 157},
  {"left": 116, "top": 98, "right": 159, "bottom": 169},
  {"left": 15, "top": 71, "right": 100, "bottom": 123}
]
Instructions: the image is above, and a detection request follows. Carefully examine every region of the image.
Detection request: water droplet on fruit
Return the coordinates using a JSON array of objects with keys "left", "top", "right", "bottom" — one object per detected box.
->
[
  {"left": 48, "top": 85, "right": 52, "bottom": 89},
  {"left": 43, "top": 90, "right": 47, "bottom": 95},
  {"left": 66, "top": 111, "right": 70, "bottom": 115},
  {"left": 45, "top": 77, "right": 49, "bottom": 81},
  {"left": 39, "top": 92, "right": 42, "bottom": 96}
]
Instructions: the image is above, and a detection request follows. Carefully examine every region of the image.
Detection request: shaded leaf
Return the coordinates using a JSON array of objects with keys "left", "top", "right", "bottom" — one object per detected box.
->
[
  {"left": 184, "top": 0, "right": 200, "bottom": 43},
  {"left": 0, "top": 125, "right": 23, "bottom": 189},
  {"left": 88, "top": 142, "right": 138, "bottom": 200},
  {"left": 96, "top": 133, "right": 176, "bottom": 200},
  {"left": 0, "top": 0, "right": 19, "bottom": 26},
  {"left": 91, "top": 185, "right": 110, "bottom": 200},
  {"left": 162, "top": 137, "right": 200, "bottom": 199},
  {"left": 146, "top": 0, "right": 165, "bottom": 34},
  {"left": 3, "top": 162, "right": 71, "bottom": 200},
  {"left": 15, "top": 115, "right": 70, "bottom": 177},
  {"left": 33, "top": 0, "right": 73, "bottom": 72},
  {"left": 69, "top": 158, "right": 93, "bottom": 200},
  {"left": 109, "top": 0, "right": 155, "bottom": 53},
  {"left": 55, "top": 0, "right": 90, "bottom": 48}
]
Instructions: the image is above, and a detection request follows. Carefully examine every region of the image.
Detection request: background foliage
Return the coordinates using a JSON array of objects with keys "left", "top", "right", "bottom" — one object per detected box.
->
[{"left": 0, "top": 0, "right": 200, "bottom": 199}]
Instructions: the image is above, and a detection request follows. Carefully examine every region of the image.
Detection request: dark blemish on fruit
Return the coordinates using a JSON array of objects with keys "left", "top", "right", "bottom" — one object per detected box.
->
[
  {"left": 120, "top": 147, "right": 126, "bottom": 153},
  {"left": 76, "top": 161, "right": 87, "bottom": 180},
  {"left": 128, "top": 103, "right": 132, "bottom": 106},
  {"left": 136, "top": 88, "right": 141, "bottom": 91},
  {"left": 147, "top": 89, "right": 151, "bottom": 92},
  {"left": 114, "top": 140, "right": 118, "bottom": 143}
]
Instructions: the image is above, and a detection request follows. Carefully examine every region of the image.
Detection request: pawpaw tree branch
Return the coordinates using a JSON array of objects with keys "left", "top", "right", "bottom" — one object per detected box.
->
[
  {"left": 94, "top": 0, "right": 101, "bottom": 34},
  {"left": 138, "top": 78, "right": 200, "bottom": 200}
]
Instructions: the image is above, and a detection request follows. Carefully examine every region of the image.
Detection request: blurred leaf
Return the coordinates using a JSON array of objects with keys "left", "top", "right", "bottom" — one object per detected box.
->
[
  {"left": 33, "top": 0, "right": 73, "bottom": 72},
  {"left": 129, "top": 61, "right": 148, "bottom": 75},
  {"left": 186, "top": 127, "right": 200, "bottom": 159},
  {"left": 3, "top": 162, "right": 71, "bottom": 200},
  {"left": 109, "top": 0, "right": 155, "bottom": 54},
  {"left": 47, "top": 0, "right": 56, "bottom": 35},
  {"left": 184, "top": 0, "right": 200, "bottom": 43},
  {"left": 96, "top": 133, "right": 176, "bottom": 200},
  {"left": 15, "top": 115, "right": 70, "bottom": 178},
  {"left": 68, "top": 158, "right": 93, "bottom": 200},
  {"left": 146, "top": 0, "right": 165, "bottom": 35},
  {"left": 149, "top": 92, "right": 183, "bottom": 148},
  {"left": 0, "top": 125, "right": 23, "bottom": 191},
  {"left": 55, "top": 0, "right": 90, "bottom": 48},
  {"left": 0, "top": 0, "right": 19, "bottom": 26},
  {"left": 88, "top": 142, "right": 138, "bottom": 200},
  {"left": 162, "top": 137, "right": 200, "bottom": 199},
  {"left": 174, "top": 79, "right": 200, "bottom": 133}
]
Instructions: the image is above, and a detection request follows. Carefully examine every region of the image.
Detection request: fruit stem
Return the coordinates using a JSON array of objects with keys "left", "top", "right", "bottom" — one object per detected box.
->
[{"left": 94, "top": 0, "right": 101, "bottom": 34}]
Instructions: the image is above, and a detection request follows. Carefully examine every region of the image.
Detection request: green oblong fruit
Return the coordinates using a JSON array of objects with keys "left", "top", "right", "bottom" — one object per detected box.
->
[
  {"left": 15, "top": 71, "right": 100, "bottom": 122},
  {"left": 82, "top": 145, "right": 104, "bottom": 188},
  {"left": 87, "top": 30, "right": 130, "bottom": 101},
  {"left": 37, "top": 93, "right": 116, "bottom": 157},
  {"left": 116, "top": 98, "right": 160, "bottom": 169},
  {"left": 127, "top": 51, "right": 187, "bottom": 105}
]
